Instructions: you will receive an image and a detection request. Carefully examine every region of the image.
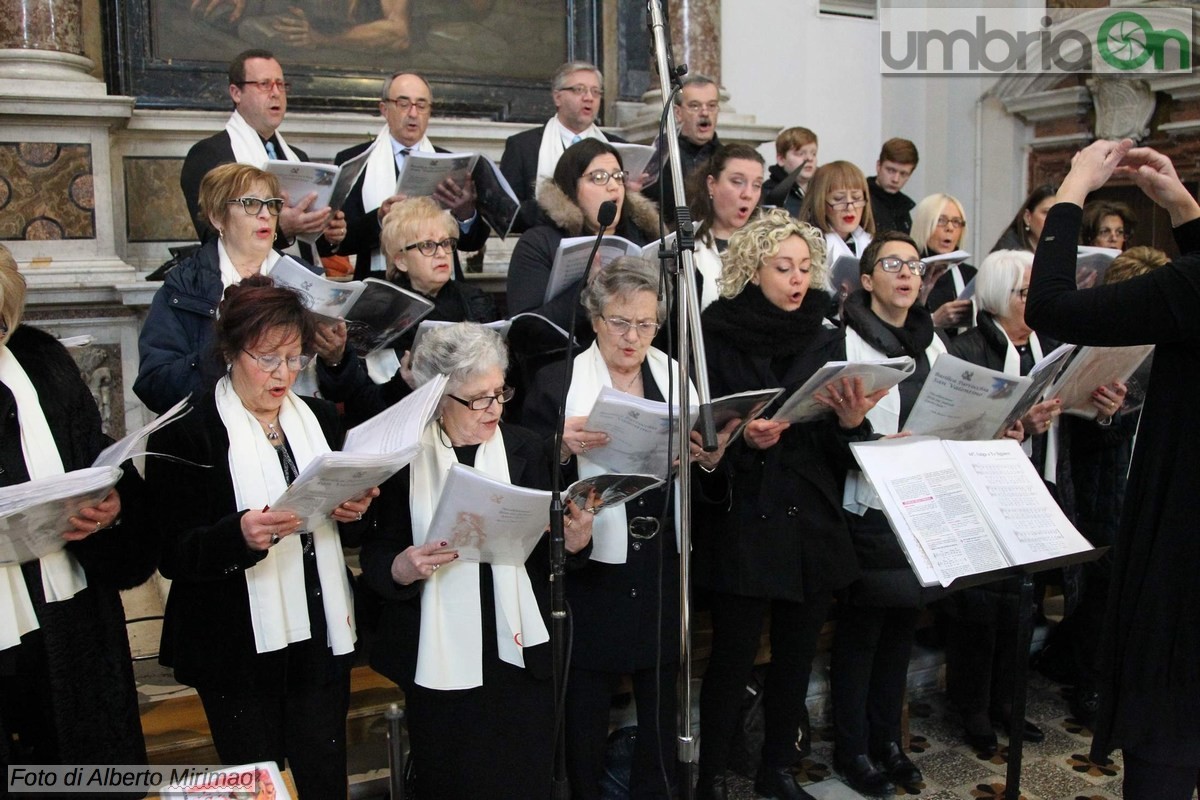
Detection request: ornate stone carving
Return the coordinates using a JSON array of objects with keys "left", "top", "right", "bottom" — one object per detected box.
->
[{"left": 1088, "top": 77, "right": 1156, "bottom": 142}]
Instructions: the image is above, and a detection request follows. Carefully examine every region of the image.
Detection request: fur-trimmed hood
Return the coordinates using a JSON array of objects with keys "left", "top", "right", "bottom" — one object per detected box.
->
[{"left": 534, "top": 179, "right": 661, "bottom": 239}]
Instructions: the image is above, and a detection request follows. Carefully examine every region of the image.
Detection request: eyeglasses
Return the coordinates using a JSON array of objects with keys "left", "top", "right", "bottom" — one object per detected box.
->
[
  {"left": 237, "top": 79, "right": 290, "bottom": 93},
  {"left": 602, "top": 317, "right": 660, "bottom": 338},
  {"left": 384, "top": 96, "right": 431, "bottom": 112},
  {"left": 227, "top": 197, "right": 286, "bottom": 216},
  {"left": 873, "top": 257, "right": 927, "bottom": 276},
  {"left": 629, "top": 516, "right": 660, "bottom": 540},
  {"left": 582, "top": 169, "right": 627, "bottom": 186},
  {"left": 683, "top": 101, "right": 720, "bottom": 114},
  {"left": 243, "top": 350, "right": 313, "bottom": 372},
  {"left": 826, "top": 197, "right": 867, "bottom": 211},
  {"left": 558, "top": 84, "right": 603, "bottom": 98},
  {"left": 936, "top": 215, "right": 966, "bottom": 230},
  {"left": 1012, "top": 287, "right": 1030, "bottom": 300},
  {"left": 404, "top": 238, "right": 459, "bottom": 256},
  {"left": 447, "top": 385, "right": 516, "bottom": 411}
]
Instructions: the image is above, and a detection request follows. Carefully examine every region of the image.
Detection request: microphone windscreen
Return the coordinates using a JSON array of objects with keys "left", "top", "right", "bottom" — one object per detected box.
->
[{"left": 598, "top": 200, "right": 618, "bottom": 228}]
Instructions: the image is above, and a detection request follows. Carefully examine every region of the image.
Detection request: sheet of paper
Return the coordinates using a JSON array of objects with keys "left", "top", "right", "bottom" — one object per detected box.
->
[
  {"left": 773, "top": 358, "right": 915, "bottom": 424},
  {"left": 270, "top": 451, "right": 412, "bottom": 527},
  {"left": 428, "top": 464, "right": 550, "bottom": 566},
  {"left": 583, "top": 387, "right": 690, "bottom": 477},
  {"left": 395, "top": 151, "right": 479, "bottom": 198},
  {"left": 0, "top": 466, "right": 122, "bottom": 565},
  {"left": 904, "top": 352, "right": 1030, "bottom": 440},
  {"left": 342, "top": 374, "right": 448, "bottom": 455}
]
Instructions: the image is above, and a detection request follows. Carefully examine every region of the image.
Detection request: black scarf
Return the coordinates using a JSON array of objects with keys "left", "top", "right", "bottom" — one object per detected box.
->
[
  {"left": 841, "top": 289, "right": 934, "bottom": 358},
  {"left": 702, "top": 283, "right": 830, "bottom": 357}
]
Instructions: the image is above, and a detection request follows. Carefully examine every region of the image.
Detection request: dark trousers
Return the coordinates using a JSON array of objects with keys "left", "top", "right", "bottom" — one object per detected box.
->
[
  {"left": 945, "top": 587, "right": 1020, "bottom": 719},
  {"left": 830, "top": 604, "right": 919, "bottom": 755},
  {"left": 566, "top": 665, "right": 677, "bottom": 800},
  {"left": 1122, "top": 750, "right": 1200, "bottom": 800},
  {"left": 196, "top": 648, "right": 351, "bottom": 800},
  {"left": 698, "top": 591, "right": 833, "bottom": 779}
]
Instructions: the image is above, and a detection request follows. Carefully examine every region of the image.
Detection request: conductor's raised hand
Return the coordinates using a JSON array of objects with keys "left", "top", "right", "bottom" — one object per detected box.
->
[
  {"left": 1058, "top": 139, "right": 1134, "bottom": 207},
  {"left": 1118, "top": 146, "right": 1200, "bottom": 226},
  {"left": 391, "top": 539, "right": 459, "bottom": 585}
]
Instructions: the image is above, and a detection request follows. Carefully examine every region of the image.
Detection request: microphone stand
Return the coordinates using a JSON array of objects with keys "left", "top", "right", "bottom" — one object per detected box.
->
[
  {"left": 646, "top": 3, "right": 718, "bottom": 797},
  {"left": 548, "top": 200, "right": 619, "bottom": 800}
]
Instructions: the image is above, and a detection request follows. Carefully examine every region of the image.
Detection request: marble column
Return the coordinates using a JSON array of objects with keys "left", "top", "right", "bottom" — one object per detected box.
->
[
  {"left": 669, "top": 0, "right": 720, "bottom": 85},
  {"left": 0, "top": 0, "right": 96, "bottom": 83}
]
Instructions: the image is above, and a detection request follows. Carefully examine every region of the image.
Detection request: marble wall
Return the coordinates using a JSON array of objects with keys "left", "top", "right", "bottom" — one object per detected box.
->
[{"left": 0, "top": 141, "right": 95, "bottom": 240}]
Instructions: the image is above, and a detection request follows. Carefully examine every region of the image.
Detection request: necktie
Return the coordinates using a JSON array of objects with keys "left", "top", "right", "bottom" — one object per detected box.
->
[
  {"left": 397, "top": 148, "right": 411, "bottom": 173},
  {"left": 847, "top": 239, "right": 857, "bottom": 255},
  {"left": 571, "top": 134, "right": 582, "bottom": 145},
  {"left": 264, "top": 140, "right": 278, "bottom": 160}
]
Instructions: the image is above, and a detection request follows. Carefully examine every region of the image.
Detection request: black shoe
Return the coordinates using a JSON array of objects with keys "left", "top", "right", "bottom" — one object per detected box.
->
[
  {"left": 753, "top": 765, "right": 815, "bottom": 800},
  {"left": 695, "top": 773, "right": 729, "bottom": 800},
  {"left": 962, "top": 712, "right": 999, "bottom": 756},
  {"left": 871, "top": 741, "right": 922, "bottom": 785},
  {"left": 834, "top": 753, "right": 895, "bottom": 797},
  {"left": 992, "top": 714, "right": 1045, "bottom": 743}
]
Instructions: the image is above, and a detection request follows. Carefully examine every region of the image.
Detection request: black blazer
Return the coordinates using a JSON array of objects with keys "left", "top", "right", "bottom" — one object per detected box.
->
[
  {"left": 145, "top": 390, "right": 366, "bottom": 690},
  {"left": 334, "top": 138, "right": 490, "bottom": 281},
  {"left": 180, "top": 130, "right": 312, "bottom": 260},
  {"left": 360, "top": 423, "right": 557, "bottom": 689}
]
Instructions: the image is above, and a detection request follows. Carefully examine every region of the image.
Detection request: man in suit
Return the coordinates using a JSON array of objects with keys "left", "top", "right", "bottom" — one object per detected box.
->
[
  {"left": 179, "top": 49, "right": 344, "bottom": 255},
  {"left": 334, "top": 71, "right": 487, "bottom": 279},
  {"left": 868, "top": 137, "right": 919, "bottom": 235},
  {"left": 652, "top": 74, "right": 723, "bottom": 222},
  {"left": 500, "top": 61, "right": 626, "bottom": 231}
]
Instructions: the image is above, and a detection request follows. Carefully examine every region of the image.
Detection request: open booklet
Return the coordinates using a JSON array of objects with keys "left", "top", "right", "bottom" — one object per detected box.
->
[
  {"left": 265, "top": 149, "right": 373, "bottom": 244},
  {"left": 0, "top": 397, "right": 191, "bottom": 566},
  {"left": 427, "top": 463, "right": 665, "bottom": 566},
  {"left": 772, "top": 357, "right": 915, "bottom": 424},
  {"left": 850, "top": 436, "right": 1094, "bottom": 588},
  {"left": 610, "top": 142, "right": 657, "bottom": 182},
  {"left": 582, "top": 386, "right": 780, "bottom": 476},
  {"left": 268, "top": 375, "right": 448, "bottom": 526},
  {"left": 544, "top": 235, "right": 663, "bottom": 303},
  {"left": 1048, "top": 344, "right": 1154, "bottom": 419},
  {"left": 271, "top": 255, "right": 435, "bottom": 353},
  {"left": 919, "top": 250, "right": 971, "bottom": 301},
  {"left": 903, "top": 346, "right": 1075, "bottom": 441},
  {"left": 394, "top": 151, "right": 521, "bottom": 240},
  {"left": 1076, "top": 246, "right": 1121, "bottom": 288}
]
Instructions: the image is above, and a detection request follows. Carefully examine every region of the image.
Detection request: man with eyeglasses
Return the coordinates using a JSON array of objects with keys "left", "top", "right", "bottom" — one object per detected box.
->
[
  {"left": 180, "top": 48, "right": 344, "bottom": 260},
  {"left": 500, "top": 60, "right": 627, "bottom": 230},
  {"left": 649, "top": 74, "right": 724, "bottom": 221},
  {"left": 333, "top": 71, "right": 488, "bottom": 280},
  {"left": 867, "top": 138, "right": 920, "bottom": 235}
]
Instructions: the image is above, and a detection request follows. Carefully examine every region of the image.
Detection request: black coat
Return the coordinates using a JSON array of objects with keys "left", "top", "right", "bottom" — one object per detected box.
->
[
  {"left": 333, "top": 138, "right": 490, "bottom": 281},
  {"left": 180, "top": 130, "right": 315, "bottom": 261},
  {"left": 651, "top": 133, "right": 722, "bottom": 222},
  {"left": 924, "top": 261, "right": 977, "bottom": 338},
  {"left": 867, "top": 177, "right": 914, "bottom": 235},
  {"left": 696, "top": 291, "right": 866, "bottom": 603},
  {"left": 145, "top": 389, "right": 362, "bottom": 690},
  {"left": 360, "top": 423, "right": 556, "bottom": 688},
  {"left": 762, "top": 163, "right": 804, "bottom": 217},
  {"left": 522, "top": 359, "right": 679, "bottom": 672},
  {"left": 0, "top": 325, "right": 154, "bottom": 767},
  {"left": 499, "top": 123, "right": 628, "bottom": 233},
  {"left": 1026, "top": 203, "right": 1200, "bottom": 764}
]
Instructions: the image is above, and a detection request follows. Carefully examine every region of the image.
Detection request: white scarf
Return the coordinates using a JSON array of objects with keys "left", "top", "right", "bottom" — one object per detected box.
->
[
  {"left": 824, "top": 228, "right": 873, "bottom": 267},
  {"left": 693, "top": 242, "right": 722, "bottom": 312},
  {"left": 0, "top": 345, "right": 88, "bottom": 651},
  {"left": 998, "top": 327, "right": 1057, "bottom": 483},
  {"left": 535, "top": 117, "right": 609, "bottom": 200},
  {"left": 217, "top": 238, "right": 281, "bottom": 291},
  {"left": 361, "top": 125, "right": 435, "bottom": 274},
  {"left": 214, "top": 377, "right": 355, "bottom": 656},
  {"left": 409, "top": 422, "right": 548, "bottom": 690},
  {"left": 564, "top": 342, "right": 686, "bottom": 564},
  {"left": 224, "top": 110, "right": 300, "bottom": 168},
  {"left": 842, "top": 325, "right": 947, "bottom": 515}
]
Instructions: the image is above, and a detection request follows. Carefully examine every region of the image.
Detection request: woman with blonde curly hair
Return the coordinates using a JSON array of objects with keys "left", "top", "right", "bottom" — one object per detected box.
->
[{"left": 694, "top": 210, "right": 885, "bottom": 800}]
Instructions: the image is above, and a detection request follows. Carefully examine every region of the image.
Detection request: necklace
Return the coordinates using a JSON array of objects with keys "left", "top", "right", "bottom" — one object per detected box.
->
[
  {"left": 611, "top": 369, "right": 642, "bottom": 393},
  {"left": 253, "top": 414, "right": 281, "bottom": 441}
]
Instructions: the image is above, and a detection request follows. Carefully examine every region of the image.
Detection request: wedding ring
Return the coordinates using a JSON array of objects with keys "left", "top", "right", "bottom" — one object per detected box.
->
[
  {"left": 432, "top": 564, "right": 440, "bottom": 571},
  {"left": 95, "top": 520, "right": 102, "bottom": 532},
  {"left": 836, "top": 395, "right": 845, "bottom": 404},
  {"left": 356, "top": 512, "right": 364, "bottom": 521},
  {"left": 270, "top": 533, "right": 280, "bottom": 545},
  {"left": 585, "top": 507, "right": 598, "bottom": 515},
  {"left": 580, "top": 441, "right": 589, "bottom": 452}
]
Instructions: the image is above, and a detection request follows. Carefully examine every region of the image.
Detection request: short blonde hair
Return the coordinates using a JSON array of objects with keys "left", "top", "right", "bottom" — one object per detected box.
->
[
  {"left": 798, "top": 161, "right": 874, "bottom": 236},
  {"left": 910, "top": 193, "right": 968, "bottom": 256},
  {"left": 720, "top": 208, "right": 829, "bottom": 298},
  {"left": 379, "top": 196, "right": 457, "bottom": 281},
  {"left": 0, "top": 245, "right": 26, "bottom": 346},
  {"left": 198, "top": 163, "right": 281, "bottom": 232}
]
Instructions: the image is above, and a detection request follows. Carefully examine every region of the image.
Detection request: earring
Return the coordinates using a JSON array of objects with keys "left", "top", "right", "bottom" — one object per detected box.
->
[{"left": 217, "top": 228, "right": 224, "bottom": 238}]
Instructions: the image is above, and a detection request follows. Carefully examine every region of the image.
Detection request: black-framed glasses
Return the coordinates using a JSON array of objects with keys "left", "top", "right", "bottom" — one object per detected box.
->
[
  {"left": 1012, "top": 287, "right": 1030, "bottom": 300},
  {"left": 629, "top": 517, "right": 660, "bottom": 540},
  {"left": 404, "top": 238, "right": 459, "bottom": 256},
  {"left": 384, "top": 96, "right": 431, "bottom": 112},
  {"left": 873, "top": 257, "right": 927, "bottom": 277},
  {"left": 936, "top": 215, "right": 966, "bottom": 230},
  {"left": 227, "top": 197, "right": 285, "bottom": 216},
  {"left": 243, "top": 350, "right": 313, "bottom": 372},
  {"left": 826, "top": 197, "right": 867, "bottom": 211},
  {"left": 558, "top": 84, "right": 603, "bottom": 98},
  {"left": 448, "top": 385, "right": 516, "bottom": 411},
  {"left": 602, "top": 317, "right": 660, "bottom": 338},
  {"left": 582, "top": 169, "right": 628, "bottom": 186},
  {"left": 237, "top": 79, "right": 290, "bottom": 93}
]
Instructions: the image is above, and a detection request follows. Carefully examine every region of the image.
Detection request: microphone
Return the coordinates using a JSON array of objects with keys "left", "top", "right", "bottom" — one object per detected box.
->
[{"left": 580, "top": 200, "right": 619, "bottom": 288}]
